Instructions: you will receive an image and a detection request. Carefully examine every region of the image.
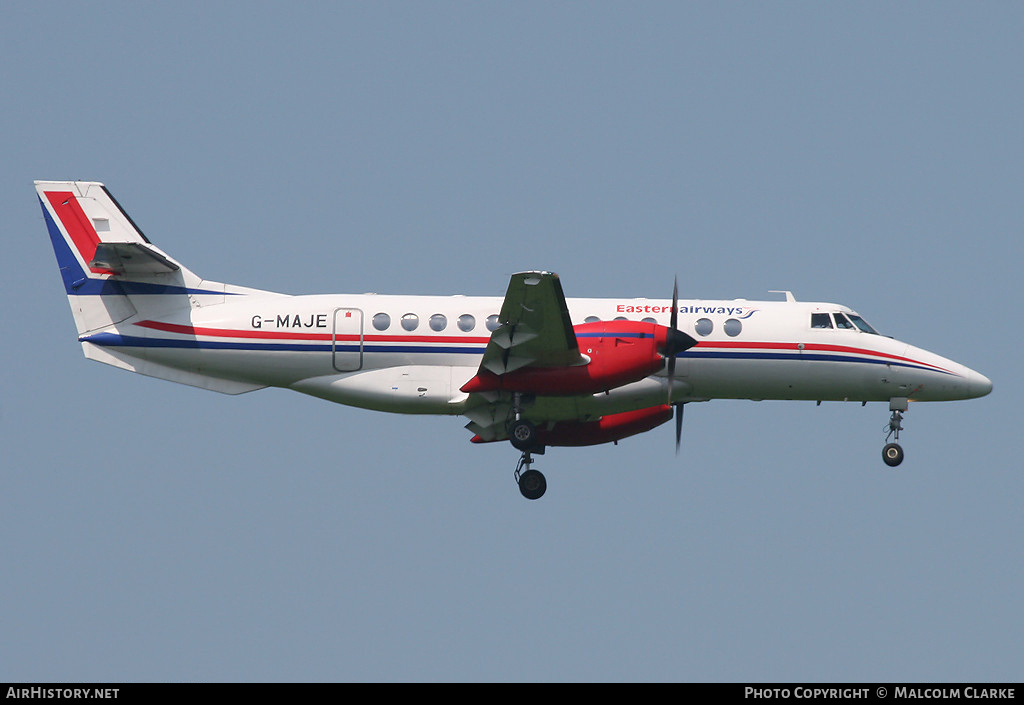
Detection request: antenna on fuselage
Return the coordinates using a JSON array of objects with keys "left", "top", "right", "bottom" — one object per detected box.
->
[{"left": 769, "top": 290, "right": 797, "bottom": 302}]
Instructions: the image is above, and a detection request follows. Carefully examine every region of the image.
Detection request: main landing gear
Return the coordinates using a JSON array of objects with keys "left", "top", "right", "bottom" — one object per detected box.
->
[
  {"left": 507, "top": 392, "right": 547, "bottom": 499},
  {"left": 515, "top": 451, "right": 547, "bottom": 500},
  {"left": 883, "top": 397, "right": 907, "bottom": 467},
  {"left": 509, "top": 418, "right": 537, "bottom": 451}
]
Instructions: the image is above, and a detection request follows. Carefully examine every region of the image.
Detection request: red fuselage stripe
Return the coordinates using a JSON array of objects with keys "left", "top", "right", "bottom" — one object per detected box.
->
[
  {"left": 134, "top": 320, "right": 490, "bottom": 344},
  {"left": 695, "top": 340, "right": 951, "bottom": 373},
  {"left": 133, "top": 320, "right": 950, "bottom": 373}
]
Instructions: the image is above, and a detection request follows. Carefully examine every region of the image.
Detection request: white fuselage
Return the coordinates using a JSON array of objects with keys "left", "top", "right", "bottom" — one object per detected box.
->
[{"left": 82, "top": 291, "right": 993, "bottom": 423}]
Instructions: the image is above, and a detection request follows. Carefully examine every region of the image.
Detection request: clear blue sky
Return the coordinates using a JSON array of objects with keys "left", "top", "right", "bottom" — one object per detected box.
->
[{"left": 2, "top": 1, "right": 1021, "bottom": 682}]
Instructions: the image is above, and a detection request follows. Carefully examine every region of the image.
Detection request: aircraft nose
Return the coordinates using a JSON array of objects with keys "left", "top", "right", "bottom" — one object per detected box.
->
[{"left": 967, "top": 370, "right": 993, "bottom": 398}]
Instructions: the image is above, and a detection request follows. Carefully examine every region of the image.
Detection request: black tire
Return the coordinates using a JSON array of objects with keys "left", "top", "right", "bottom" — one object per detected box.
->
[
  {"left": 882, "top": 443, "right": 904, "bottom": 467},
  {"left": 518, "top": 469, "right": 547, "bottom": 500},
  {"left": 509, "top": 419, "right": 537, "bottom": 451}
]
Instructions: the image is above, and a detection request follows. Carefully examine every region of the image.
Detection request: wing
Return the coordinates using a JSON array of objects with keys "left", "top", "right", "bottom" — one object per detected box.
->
[
  {"left": 462, "top": 271, "right": 585, "bottom": 442},
  {"left": 460, "top": 271, "right": 681, "bottom": 446},
  {"left": 476, "top": 271, "right": 586, "bottom": 376}
]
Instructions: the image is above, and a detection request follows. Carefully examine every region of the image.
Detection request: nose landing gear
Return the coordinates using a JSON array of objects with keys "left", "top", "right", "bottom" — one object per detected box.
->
[{"left": 883, "top": 397, "right": 907, "bottom": 467}]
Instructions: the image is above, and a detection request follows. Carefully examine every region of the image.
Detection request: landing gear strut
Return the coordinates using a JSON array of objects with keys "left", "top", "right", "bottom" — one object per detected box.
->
[
  {"left": 516, "top": 451, "right": 546, "bottom": 500},
  {"left": 508, "top": 391, "right": 546, "bottom": 499},
  {"left": 883, "top": 398, "right": 907, "bottom": 467}
]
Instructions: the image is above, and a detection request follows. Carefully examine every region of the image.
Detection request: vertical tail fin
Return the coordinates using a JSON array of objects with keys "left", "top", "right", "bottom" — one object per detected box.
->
[
  {"left": 37, "top": 180, "right": 272, "bottom": 395},
  {"left": 36, "top": 180, "right": 208, "bottom": 335}
]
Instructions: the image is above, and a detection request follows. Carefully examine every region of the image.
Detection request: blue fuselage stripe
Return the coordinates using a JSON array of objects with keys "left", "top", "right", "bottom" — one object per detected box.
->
[
  {"left": 677, "top": 350, "right": 954, "bottom": 375},
  {"left": 80, "top": 333, "right": 953, "bottom": 375},
  {"left": 82, "top": 333, "right": 486, "bottom": 355}
]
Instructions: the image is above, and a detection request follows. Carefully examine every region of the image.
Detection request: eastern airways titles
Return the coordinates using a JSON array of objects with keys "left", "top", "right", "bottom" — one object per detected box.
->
[{"left": 615, "top": 303, "right": 752, "bottom": 316}]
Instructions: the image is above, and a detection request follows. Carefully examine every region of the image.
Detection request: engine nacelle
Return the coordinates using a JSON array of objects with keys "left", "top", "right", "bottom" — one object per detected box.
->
[
  {"left": 539, "top": 404, "right": 674, "bottom": 447},
  {"left": 470, "top": 404, "right": 674, "bottom": 447},
  {"left": 461, "top": 321, "right": 679, "bottom": 396}
]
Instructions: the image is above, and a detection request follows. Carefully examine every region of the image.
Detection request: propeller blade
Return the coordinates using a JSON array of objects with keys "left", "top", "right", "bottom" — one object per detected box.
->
[
  {"left": 670, "top": 276, "right": 678, "bottom": 334},
  {"left": 663, "top": 276, "right": 697, "bottom": 402},
  {"left": 674, "top": 402, "right": 684, "bottom": 454},
  {"left": 664, "top": 278, "right": 689, "bottom": 451}
]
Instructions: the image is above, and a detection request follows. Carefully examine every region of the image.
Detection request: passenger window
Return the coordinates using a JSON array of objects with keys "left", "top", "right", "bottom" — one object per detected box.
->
[
  {"left": 833, "top": 313, "right": 855, "bottom": 329},
  {"left": 372, "top": 312, "right": 391, "bottom": 331},
  {"left": 641, "top": 317, "right": 657, "bottom": 324},
  {"left": 401, "top": 313, "right": 419, "bottom": 331},
  {"left": 724, "top": 319, "right": 742, "bottom": 337},
  {"left": 584, "top": 316, "right": 600, "bottom": 323},
  {"left": 457, "top": 314, "right": 475, "bottom": 332},
  {"left": 811, "top": 313, "right": 832, "bottom": 329},
  {"left": 486, "top": 314, "right": 501, "bottom": 331},
  {"left": 429, "top": 314, "right": 447, "bottom": 332},
  {"left": 695, "top": 318, "right": 713, "bottom": 336}
]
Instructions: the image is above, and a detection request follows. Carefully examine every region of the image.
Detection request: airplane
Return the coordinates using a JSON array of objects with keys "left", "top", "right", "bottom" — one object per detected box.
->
[{"left": 37, "top": 180, "right": 993, "bottom": 499}]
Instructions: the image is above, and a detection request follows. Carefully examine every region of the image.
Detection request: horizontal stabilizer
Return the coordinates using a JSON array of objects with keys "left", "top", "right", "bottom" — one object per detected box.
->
[{"left": 90, "top": 242, "right": 180, "bottom": 275}]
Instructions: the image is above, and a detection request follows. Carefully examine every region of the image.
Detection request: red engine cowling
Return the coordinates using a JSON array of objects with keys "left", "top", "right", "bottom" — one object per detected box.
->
[
  {"left": 539, "top": 404, "right": 674, "bottom": 447},
  {"left": 461, "top": 320, "right": 676, "bottom": 396},
  {"left": 470, "top": 404, "right": 673, "bottom": 447}
]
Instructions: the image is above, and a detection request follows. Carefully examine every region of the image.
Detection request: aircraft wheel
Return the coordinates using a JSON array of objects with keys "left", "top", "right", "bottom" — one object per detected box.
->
[
  {"left": 882, "top": 443, "right": 904, "bottom": 467},
  {"left": 518, "top": 469, "right": 547, "bottom": 500},
  {"left": 509, "top": 419, "right": 537, "bottom": 451}
]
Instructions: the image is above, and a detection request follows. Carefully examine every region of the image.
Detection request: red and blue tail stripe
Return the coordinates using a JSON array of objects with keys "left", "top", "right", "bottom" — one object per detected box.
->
[{"left": 40, "top": 190, "right": 227, "bottom": 297}]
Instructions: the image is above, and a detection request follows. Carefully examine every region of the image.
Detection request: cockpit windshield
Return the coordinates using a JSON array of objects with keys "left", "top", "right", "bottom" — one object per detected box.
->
[
  {"left": 833, "top": 313, "right": 855, "bottom": 329},
  {"left": 847, "top": 314, "right": 878, "bottom": 335},
  {"left": 810, "top": 311, "right": 880, "bottom": 334}
]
